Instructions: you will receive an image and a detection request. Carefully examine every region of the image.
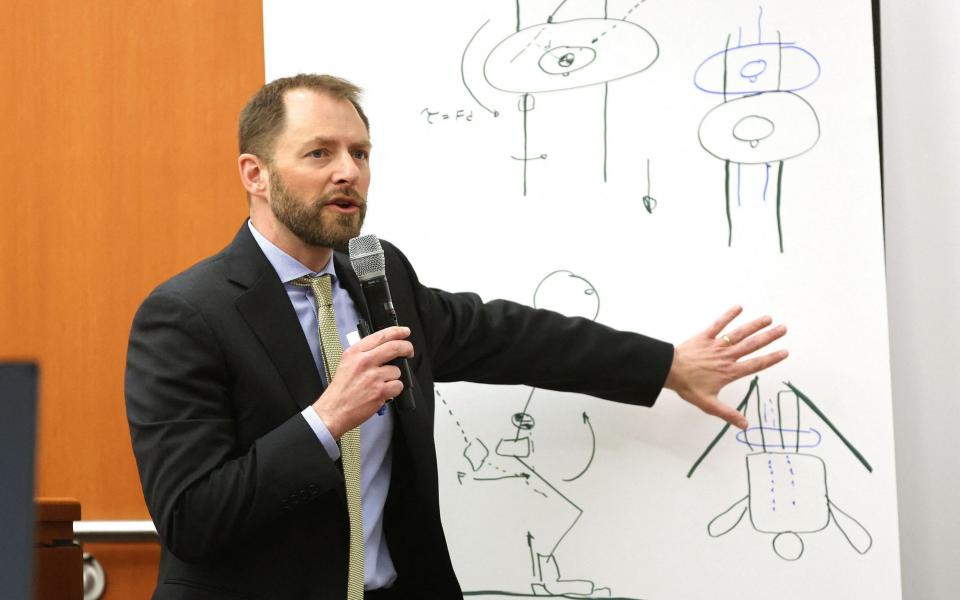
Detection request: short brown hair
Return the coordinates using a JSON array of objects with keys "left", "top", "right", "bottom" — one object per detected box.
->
[{"left": 238, "top": 73, "right": 369, "bottom": 161}]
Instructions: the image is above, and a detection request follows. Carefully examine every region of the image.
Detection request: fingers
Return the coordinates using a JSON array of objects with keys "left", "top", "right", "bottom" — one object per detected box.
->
[
  {"left": 716, "top": 405, "right": 749, "bottom": 430},
  {"left": 362, "top": 339, "right": 414, "bottom": 365},
  {"left": 676, "top": 305, "right": 789, "bottom": 431},
  {"left": 730, "top": 323, "right": 788, "bottom": 357},
  {"left": 732, "top": 349, "right": 790, "bottom": 379},
  {"left": 316, "top": 357, "right": 405, "bottom": 437},
  {"left": 344, "top": 326, "right": 414, "bottom": 365},
  {"left": 697, "top": 394, "right": 749, "bottom": 430},
  {"left": 368, "top": 366, "right": 404, "bottom": 407},
  {"left": 381, "top": 378, "right": 405, "bottom": 399},
  {"left": 722, "top": 315, "right": 773, "bottom": 346},
  {"left": 702, "top": 305, "right": 743, "bottom": 338},
  {"left": 376, "top": 364, "right": 402, "bottom": 383},
  {"left": 352, "top": 326, "right": 411, "bottom": 352}
]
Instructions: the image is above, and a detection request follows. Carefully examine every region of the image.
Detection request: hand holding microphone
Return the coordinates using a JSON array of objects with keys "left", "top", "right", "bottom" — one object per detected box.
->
[
  {"left": 312, "top": 325, "right": 413, "bottom": 439},
  {"left": 348, "top": 234, "right": 417, "bottom": 412}
]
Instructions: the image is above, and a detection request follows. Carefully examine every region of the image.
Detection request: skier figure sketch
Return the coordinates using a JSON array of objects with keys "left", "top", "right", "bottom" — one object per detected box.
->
[
  {"left": 463, "top": 0, "right": 660, "bottom": 195},
  {"left": 439, "top": 270, "right": 646, "bottom": 598},
  {"left": 694, "top": 6, "right": 821, "bottom": 252},
  {"left": 688, "top": 377, "right": 873, "bottom": 561}
]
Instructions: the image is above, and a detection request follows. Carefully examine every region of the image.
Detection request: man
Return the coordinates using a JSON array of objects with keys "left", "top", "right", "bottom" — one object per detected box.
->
[{"left": 125, "top": 74, "right": 787, "bottom": 600}]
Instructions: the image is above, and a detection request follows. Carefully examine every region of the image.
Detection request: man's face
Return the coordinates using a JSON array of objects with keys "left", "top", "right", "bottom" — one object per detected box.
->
[{"left": 266, "top": 89, "right": 371, "bottom": 251}]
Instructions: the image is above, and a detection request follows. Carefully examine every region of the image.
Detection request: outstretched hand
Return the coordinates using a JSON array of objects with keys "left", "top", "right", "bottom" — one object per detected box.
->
[{"left": 664, "top": 306, "right": 788, "bottom": 430}]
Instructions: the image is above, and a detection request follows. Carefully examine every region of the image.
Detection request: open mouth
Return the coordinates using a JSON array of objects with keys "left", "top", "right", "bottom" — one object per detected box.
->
[{"left": 328, "top": 197, "right": 359, "bottom": 211}]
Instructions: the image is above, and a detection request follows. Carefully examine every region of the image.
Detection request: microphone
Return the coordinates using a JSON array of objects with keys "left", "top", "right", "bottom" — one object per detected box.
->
[{"left": 348, "top": 234, "right": 416, "bottom": 412}]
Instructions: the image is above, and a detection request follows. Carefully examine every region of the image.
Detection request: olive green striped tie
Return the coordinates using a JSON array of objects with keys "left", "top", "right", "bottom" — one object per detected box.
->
[{"left": 293, "top": 274, "right": 364, "bottom": 599}]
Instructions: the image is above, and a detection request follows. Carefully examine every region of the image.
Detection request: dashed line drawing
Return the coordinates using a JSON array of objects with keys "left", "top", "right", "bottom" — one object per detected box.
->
[
  {"left": 463, "top": 1, "right": 659, "bottom": 195},
  {"left": 688, "top": 377, "right": 873, "bottom": 561},
  {"left": 441, "top": 270, "right": 647, "bottom": 598},
  {"left": 694, "top": 6, "right": 821, "bottom": 252}
]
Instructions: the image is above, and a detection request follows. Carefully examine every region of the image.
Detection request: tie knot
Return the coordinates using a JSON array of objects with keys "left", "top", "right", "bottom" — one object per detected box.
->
[{"left": 292, "top": 274, "right": 334, "bottom": 307}]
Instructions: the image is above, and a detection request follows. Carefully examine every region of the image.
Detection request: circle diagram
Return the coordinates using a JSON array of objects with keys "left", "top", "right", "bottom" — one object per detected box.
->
[
  {"left": 484, "top": 19, "right": 659, "bottom": 93},
  {"left": 694, "top": 42, "right": 821, "bottom": 96},
  {"left": 533, "top": 270, "right": 599, "bottom": 321},
  {"left": 698, "top": 91, "right": 820, "bottom": 164}
]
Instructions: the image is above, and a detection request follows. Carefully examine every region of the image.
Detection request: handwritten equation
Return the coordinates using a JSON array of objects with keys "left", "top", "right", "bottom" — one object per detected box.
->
[{"left": 420, "top": 107, "right": 475, "bottom": 125}]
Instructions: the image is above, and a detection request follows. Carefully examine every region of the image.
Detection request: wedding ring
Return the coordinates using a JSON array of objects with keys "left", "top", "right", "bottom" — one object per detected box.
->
[{"left": 721, "top": 334, "right": 733, "bottom": 346}]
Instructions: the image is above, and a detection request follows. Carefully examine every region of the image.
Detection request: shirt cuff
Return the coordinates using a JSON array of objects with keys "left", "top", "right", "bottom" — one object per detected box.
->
[{"left": 301, "top": 406, "right": 341, "bottom": 461}]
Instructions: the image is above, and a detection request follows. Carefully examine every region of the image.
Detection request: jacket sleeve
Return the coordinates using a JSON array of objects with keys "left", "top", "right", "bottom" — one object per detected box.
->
[
  {"left": 384, "top": 243, "right": 675, "bottom": 407},
  {"left": 124, "top": 289, "right": 344, "bottom": 563}
]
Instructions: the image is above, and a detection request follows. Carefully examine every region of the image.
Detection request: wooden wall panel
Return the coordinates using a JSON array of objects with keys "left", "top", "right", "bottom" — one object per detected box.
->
[{"left": 0, "top": 1, "right": 264, "bottom": 596}]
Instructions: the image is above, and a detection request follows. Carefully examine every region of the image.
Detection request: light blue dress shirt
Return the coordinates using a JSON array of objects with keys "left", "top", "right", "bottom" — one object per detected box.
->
[{"left": 248, "top": 221, "right": 397, "bottom": 590}]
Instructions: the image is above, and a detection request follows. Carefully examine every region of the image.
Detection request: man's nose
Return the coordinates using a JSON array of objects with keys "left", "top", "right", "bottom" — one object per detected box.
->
[{"left": 332, "top": 151, "right": 360, "bottom": 184}]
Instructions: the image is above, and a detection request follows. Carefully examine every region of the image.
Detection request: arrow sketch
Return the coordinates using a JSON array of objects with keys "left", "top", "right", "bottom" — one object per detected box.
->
[
  {"left": 441, "top": 268, "right": 641, "bottom": 598},
  {"left": 562, "top": 413, "right": 596, "bottom": 482}
]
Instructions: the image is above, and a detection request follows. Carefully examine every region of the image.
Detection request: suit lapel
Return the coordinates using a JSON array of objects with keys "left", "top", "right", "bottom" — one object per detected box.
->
[{"left": 226, "top": 224, "right": 324, "bottom": 411}]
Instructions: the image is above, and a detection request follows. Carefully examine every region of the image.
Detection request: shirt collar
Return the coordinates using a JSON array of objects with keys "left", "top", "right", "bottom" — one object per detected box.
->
[{"left": 247, "top": 219, "right": 336, "bottom": 284}]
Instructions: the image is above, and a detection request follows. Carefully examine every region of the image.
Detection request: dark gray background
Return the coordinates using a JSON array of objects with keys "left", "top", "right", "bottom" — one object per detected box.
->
[{"left": 0, "top": 364, "right": 38, "bottom": 600}]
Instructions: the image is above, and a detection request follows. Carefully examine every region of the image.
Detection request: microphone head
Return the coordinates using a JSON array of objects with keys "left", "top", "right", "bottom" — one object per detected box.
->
[{"left": 348, "top": 234, "right": 385, "bottom": 281}]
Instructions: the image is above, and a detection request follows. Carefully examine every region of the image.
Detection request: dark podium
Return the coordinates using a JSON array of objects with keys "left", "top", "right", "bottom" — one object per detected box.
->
[{"left": 0, "top": 363, "right": 82, "bottom": 599}]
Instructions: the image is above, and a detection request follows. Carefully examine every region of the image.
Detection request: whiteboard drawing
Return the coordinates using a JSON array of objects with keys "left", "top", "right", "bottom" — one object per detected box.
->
[
  {"left": 439, "top": 270, "right": 644, "bottom": 598},
  {"left": 266, "top": 0, "right": 901, "bottom": 597},
  {"left": 641, "top": 158, "right": 657, "bottom": 214},
  {"left": 694, "top": 7, "right": 821, "bottom": 252},
  {"left": 463, "top": 1, "right": 659, "bottom": 195},
  {"left": 688, "top": 377, "right": 872, "bottom": 561}
]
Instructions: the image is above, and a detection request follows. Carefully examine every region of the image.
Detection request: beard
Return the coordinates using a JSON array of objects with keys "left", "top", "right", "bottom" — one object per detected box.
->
[{"left": 268, "top": 171, "right": 367, "bottom": 252}]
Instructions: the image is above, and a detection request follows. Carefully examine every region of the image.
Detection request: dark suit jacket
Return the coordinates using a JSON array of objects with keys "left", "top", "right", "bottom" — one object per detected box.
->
[{"left": 125, "top": 224, "right": 674, "bottom": 599}]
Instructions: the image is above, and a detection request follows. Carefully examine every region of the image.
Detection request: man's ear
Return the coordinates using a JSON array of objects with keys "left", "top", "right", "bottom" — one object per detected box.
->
[{"left": 238, "top": 153, "right": 269, "bottom": 198}]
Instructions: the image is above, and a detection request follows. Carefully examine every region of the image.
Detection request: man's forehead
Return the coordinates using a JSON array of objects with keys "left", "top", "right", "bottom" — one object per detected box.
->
[
  {"left": 283, "top": 88, "right": 329, "bottom": 109},
  {"left": 281, "top": 89, "right": 366, "bottom": 135}
]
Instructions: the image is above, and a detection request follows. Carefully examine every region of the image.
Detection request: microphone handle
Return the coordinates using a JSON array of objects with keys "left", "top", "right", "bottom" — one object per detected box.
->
[{"left": 360, "top": 277, "right": 416, "bottom": 412}]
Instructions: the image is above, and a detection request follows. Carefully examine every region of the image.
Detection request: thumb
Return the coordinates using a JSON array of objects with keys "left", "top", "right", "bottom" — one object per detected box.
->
[
  {"left": 718, "top": 406, "right": 748, "bottom": 430},
  {"left": 701, "top": 395, "right": 748, "bottom": 430}
]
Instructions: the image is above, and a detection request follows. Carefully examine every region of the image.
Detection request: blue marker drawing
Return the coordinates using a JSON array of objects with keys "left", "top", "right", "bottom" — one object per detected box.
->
[
  {"left": 688, "top": 377, "right": 874, "bottom": 561},
  {"left": 694, "top": 7, "right": 822, "bottom": 252}
]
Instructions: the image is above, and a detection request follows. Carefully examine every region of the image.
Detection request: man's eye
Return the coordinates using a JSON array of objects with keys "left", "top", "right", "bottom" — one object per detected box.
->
[
  {"left": 308, "top": 149, "right": 327, "bottom": 158},
  {"left": 352, "top": 150, "right": 369, "bottom": 160}
]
